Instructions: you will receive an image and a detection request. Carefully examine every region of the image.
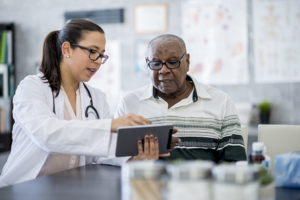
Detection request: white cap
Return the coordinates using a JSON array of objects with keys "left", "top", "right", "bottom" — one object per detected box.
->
[{"left": 252, "top": 142, "right": 264, "bottom": 151}]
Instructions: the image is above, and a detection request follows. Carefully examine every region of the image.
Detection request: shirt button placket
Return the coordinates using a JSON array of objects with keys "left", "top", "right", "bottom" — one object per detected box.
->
[{"left": 168, "top": 108, "right": 175, "bottom": 116}]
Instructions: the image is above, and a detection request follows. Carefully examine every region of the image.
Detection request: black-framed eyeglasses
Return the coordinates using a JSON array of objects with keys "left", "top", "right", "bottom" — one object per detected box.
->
[
  {"left": 71, "top": 43, "right": 109, "bottom": 64},
  {"left": 146, "top": 53, "right": 187, "bottom": 70}
]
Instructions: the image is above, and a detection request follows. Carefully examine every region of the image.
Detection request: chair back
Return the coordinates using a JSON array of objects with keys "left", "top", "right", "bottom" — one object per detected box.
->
[
  {"left": 258, "top": 124, "right": 300, "bottom": 170},
  {"left": 241, "top": 125, "right": 248, "bottom": 154}
]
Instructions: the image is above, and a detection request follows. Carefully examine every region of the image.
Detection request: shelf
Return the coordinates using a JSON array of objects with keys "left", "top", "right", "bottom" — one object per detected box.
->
[
  {"left": 0, "top": 133, "right": 12, "bottom": 153},
  {"left": 0, "top": 23, "right": 15, "bottom": 153}
]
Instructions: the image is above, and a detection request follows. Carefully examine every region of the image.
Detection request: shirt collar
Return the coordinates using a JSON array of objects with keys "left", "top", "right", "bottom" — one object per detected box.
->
[
  {"left": 139, "top": 84, "right": 154, "bottom": 100},
  {"left": 140, "top": 75, "right": 211, "bottom": 101},
  {"left": 189, "top": 75, "right": 212, "bottom": 100}
]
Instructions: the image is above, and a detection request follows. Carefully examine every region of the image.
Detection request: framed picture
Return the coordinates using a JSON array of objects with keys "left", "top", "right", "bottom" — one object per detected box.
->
[
  {"left": 0, "top": 64, "right": 8, "bottom": 98},
  {"left": 134, "top": 3, "right": 168, "bottom": 34}
]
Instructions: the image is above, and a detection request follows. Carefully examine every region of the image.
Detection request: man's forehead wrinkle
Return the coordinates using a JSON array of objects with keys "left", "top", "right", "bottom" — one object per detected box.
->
[
  {"left": 164, "top": 50, "right": 177, "bottom": 55},
  {"left": 150, "top": 53, "right": 162, "bottom": 58},
  {"left": 149, "top": 50, "right": 179, "bottom": 59},
  {"left": 149, "top": 46, "right": 163, "bottom": 58},
  {"left": 151, "top": 46, "right": 178, "bottom": 55}
]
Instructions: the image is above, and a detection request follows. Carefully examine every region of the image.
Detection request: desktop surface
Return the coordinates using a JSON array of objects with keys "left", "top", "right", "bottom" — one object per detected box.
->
[{"left": 0, "top": 164, "right": 299, "bottom": 200}]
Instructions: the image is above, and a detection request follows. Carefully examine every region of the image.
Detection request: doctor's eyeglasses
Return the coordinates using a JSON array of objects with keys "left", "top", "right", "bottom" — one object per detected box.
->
[{"left": 71, "top": 44, "right": 109, "bottom": 64}]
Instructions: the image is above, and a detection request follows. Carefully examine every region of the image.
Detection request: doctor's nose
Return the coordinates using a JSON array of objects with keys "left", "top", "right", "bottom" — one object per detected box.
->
[{"left": 94, "top": 57, "right": 102, "bottom": 64}]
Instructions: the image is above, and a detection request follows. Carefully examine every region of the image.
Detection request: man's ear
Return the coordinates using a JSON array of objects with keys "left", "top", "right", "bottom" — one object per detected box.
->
[
  {"left": 186, "top": 53, "right": 190, "bottom": 72},
  {"left": 61, "top": 41, "right": 72, "bottom": 58}
]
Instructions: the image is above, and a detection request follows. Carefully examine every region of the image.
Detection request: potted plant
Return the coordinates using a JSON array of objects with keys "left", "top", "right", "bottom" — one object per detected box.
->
[{"left": 258, "top": 101, "right": 271, "bottom": 124}]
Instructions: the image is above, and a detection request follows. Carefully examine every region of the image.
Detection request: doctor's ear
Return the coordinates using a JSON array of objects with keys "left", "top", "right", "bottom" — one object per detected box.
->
[{"left": 61, "top": 42, "right": 72, "bottom": 58}]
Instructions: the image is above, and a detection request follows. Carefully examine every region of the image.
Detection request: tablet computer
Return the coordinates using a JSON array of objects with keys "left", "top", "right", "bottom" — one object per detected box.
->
[{"left": 115, "top": 124, "right": 173, "bottom": 157}]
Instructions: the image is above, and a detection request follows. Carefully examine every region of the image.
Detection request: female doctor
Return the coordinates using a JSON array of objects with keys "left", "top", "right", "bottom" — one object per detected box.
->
[{"left": 0, "top": 19, "right": 166, "bottom": 187}]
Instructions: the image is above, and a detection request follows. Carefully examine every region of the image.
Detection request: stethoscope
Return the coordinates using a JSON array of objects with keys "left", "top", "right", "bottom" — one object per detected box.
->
[{"left": 51, "top": 83, "right": 100, "bottom": 119}]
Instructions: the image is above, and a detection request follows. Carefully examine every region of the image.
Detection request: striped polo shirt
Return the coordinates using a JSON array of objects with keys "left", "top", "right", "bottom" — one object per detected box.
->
[{"left": 114, "top": 75, "right": 247, "bottom": 163}]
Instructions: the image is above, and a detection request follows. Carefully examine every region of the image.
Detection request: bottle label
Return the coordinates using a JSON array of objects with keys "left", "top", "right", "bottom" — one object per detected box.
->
[{"left": 262, "top": 160, "right": 269, "bottom": 168}]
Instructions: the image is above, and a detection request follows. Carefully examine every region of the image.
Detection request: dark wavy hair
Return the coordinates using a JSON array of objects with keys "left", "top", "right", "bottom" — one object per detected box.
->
[{"left": 39, "top": 19, "right": 104, "bottom": 96}]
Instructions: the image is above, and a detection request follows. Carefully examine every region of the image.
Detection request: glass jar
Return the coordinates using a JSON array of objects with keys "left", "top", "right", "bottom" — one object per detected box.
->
[
  {"left": 212, "top": 165, "right": 259, "bottom": 200},
  {"left": 164, "top": 160, "right": 214, "bottom": 200},
  {"left": 121, "top": 160, "right": 166, "bottom": 200}
]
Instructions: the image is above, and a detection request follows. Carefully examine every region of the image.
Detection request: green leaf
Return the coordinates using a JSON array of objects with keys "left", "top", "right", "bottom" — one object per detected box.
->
[{"left": 258, "top": 101, "right": 271, "bottom": 114}]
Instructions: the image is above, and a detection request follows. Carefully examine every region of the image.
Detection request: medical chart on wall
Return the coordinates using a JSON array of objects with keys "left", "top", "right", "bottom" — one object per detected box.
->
[
  {"left": 87, "top": 40, "right": 121, "bottom": 116},
  {"left": 182, "top": 0, "right": 249, "bottom": 85},
  {"left": 253, "top": 0, "right": 300, "bottom": 83}
]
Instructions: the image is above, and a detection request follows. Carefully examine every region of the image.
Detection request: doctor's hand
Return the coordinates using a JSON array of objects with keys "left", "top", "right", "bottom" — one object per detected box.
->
[
  {"left": 111, "top": 113, "right": 150, "bottom": 133},
  {"left": 127, "top": 134, "right": 161, "bottom": 161}
]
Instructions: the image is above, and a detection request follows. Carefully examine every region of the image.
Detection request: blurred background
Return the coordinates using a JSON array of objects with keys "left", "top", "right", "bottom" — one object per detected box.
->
[{"left": 0, "top": 0, "right": 299, "bottom": 170}]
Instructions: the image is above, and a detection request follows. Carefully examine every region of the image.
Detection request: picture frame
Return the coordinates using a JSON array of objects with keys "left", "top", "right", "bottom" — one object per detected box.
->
[
  {"left": 0, "top": 64, "right": 8, "bottom": 98},
  {"left": 134, "top": 3, "right": 168, "bottom": 34}
]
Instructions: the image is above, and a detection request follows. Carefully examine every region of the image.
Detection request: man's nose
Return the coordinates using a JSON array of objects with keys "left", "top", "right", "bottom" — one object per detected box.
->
[{"left": 159, "top": 63, "right": 171, "bottom": 74}]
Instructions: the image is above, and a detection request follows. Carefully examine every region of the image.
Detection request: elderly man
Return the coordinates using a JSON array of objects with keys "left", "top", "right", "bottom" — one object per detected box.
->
[{"left": 115, "top": 34, "right": 247, "bottom": 163}]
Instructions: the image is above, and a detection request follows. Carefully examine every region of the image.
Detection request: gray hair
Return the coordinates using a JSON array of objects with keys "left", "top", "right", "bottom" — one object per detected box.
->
[{"left": 147, "top": 34, "right": 187, "bottom": 54}]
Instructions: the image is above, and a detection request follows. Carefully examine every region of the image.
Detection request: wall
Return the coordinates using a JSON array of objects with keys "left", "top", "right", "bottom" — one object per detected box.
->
[{"left": 0, "top": 0, "right": 299, "bottom": 124}]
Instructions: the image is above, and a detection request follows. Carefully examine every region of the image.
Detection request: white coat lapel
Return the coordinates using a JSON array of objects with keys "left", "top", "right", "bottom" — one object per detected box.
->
[
  {"left": 80, "top": 82, "right": 89, "bottom": 121},
  {"left": 56, "top": 91, "right": 64, "bottom": 120},
  {"left": 79, "top": 82, "right": 94, "bottom": 166},
  {"left": 46, "top": 84, "right": 64, "bottom": 120}
]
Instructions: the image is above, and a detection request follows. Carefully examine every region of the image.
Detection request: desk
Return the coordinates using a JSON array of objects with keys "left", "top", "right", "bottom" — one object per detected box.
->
[{"left": 0, "top": 164, "right": 299, "bottom": 200}]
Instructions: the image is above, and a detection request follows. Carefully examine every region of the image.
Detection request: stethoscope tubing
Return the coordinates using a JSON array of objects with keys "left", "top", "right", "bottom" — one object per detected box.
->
[{"left": 51, "top": 83, "right": 100, "bottom": 119}]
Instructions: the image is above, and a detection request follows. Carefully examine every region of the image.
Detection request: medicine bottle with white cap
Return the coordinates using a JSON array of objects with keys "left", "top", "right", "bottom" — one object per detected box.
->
[{"left": 249, "top": 142, "right": 265, "bottom": 164}]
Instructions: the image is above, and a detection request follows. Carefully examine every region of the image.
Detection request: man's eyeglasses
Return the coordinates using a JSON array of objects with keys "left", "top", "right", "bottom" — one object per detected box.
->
[
  {"left": 71, "top": 44, "right": 109, "bottom": 64},
  {"left": 146, "top": 53, "right": 187, "bottom": 70}
]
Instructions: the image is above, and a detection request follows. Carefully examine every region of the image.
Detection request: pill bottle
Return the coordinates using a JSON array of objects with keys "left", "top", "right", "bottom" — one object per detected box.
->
[
  {"left": 121, "top": 160, "right": 165, "bottom": 200},
  {"left": 250, "top": 142, "right": 265, "bottom": 164},
  {"left": 212, "top": 164, "right": 260, "bottom": 200},
  {"left": 164, "top": 160, "right": 214, "bottom": 200}
]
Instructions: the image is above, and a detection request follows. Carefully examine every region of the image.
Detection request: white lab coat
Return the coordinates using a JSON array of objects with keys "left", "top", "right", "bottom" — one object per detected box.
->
[{"left": 0, "top": 73, "right": 123, "bottom": 187}]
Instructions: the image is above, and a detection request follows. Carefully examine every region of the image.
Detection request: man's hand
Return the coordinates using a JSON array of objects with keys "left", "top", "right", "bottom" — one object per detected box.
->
[
  {"left": 126, "top": 128, "right": 181, "bottom": 162},
  {"left": 111, "top": 113, "right": 150, "bottom": 132},
  {"left": 128, "top": 134, "right": 159, "bottom": 161},
  {"left": 158, "top": 128, "right": 181, "bottom": 157},
  {"left": 170, "top": 128, "right": 181, "bottom": 152}
]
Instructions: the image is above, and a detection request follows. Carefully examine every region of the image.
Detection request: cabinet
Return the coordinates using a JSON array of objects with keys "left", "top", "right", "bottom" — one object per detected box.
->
[{"left": 0, "top": 23, "right": 15, "bottom": 153}]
